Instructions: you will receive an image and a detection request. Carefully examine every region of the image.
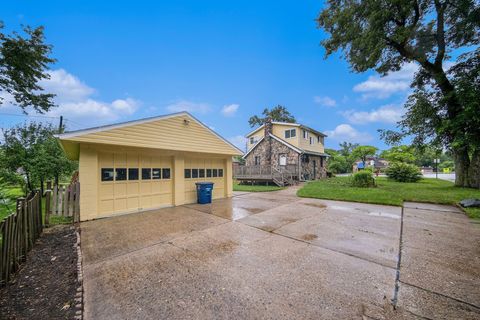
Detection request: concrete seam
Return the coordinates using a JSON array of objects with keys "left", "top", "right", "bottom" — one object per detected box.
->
[
  {"left": 399, "top": 280, "right": 480, "bottom": 311},
  {"left": 391, "top": 205, "right": 404, "bottom": 308},
  {"left": 74, "top": 226, "right": 84, "bottom": 320}
]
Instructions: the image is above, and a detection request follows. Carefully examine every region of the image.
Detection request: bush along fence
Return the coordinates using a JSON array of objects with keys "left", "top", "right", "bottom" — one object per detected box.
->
[{"left": 0, "top": 181, "right": 80, "bottom": 286}]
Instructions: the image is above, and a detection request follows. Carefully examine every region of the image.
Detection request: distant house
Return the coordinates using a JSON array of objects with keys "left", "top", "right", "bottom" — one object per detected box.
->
[
  {"left": 234, "top": 119, "right": 328, "bottom": 186},
  {"left": 353, "top": 157, "right": 389, "bottom": 173}
]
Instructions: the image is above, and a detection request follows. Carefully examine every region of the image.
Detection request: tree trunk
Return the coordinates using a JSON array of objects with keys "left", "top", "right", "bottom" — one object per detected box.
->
[
  {"left": 453, "top": 146, "right": 470, "bottom": 187},
  {"left": 468, "top": 148, "right": 480, "bottom": 189}
]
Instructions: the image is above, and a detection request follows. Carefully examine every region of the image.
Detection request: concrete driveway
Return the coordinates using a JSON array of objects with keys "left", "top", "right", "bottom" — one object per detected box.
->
[{"left": 80, "top": 188, "right": 480, "bottom": 319}]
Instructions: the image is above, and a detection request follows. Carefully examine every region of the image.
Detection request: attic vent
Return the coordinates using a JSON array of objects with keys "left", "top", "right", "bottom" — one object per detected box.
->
[{"left": 183, "top": 119, "right": 190, "bottom": 125}]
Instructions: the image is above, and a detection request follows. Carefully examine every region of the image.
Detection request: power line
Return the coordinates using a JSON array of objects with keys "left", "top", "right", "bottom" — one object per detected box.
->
[{"left": 0, "top": 112, "right": 61, "bottom": 120}]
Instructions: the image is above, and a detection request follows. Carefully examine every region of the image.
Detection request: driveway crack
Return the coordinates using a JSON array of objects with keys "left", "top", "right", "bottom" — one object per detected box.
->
[{"left": 391, "top": 205, "right": 405, "bottom": 308}]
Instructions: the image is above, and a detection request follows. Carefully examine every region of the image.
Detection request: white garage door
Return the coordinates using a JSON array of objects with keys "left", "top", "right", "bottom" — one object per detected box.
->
[{"left": 98, "top": 151, "right": 173, "bottom": 216}]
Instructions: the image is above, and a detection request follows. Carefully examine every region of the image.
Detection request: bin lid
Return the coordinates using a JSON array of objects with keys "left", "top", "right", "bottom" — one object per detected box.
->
[{"left": 195, "top": 181, "right": 215, "bottom": 185}]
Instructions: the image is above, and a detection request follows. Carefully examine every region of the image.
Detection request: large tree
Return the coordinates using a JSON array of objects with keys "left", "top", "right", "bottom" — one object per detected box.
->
[
  {"left": 1, "top": 122, "right": 76, "bottom": 195},
  {"left": 317, "top": 1, "right": 480, "bottom": 187},
  {"left": 0, "top": 22, "right": 56, "bottom": 113},
  {"left": 352, "top": 145, "right": 378, "bottom": 168},
  {"left": 248, "top": 105, "right": 296, "bottom": 127}
]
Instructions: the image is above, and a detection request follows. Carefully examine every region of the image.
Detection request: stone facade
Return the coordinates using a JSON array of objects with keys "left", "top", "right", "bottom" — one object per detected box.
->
[
  {"left": 300, "top": 154, "right": 327, "bottom": 180},
  {"left": 244, "top": 136, "right": 299, "bottom": 167},
  {"left": 244, "top": 135, "right": 327, "bottom": 180}
]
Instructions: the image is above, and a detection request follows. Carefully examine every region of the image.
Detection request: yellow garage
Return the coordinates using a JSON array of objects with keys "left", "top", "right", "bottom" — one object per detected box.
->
[{"left": 58, "top": 112, "right": 242, "bottom": 221}]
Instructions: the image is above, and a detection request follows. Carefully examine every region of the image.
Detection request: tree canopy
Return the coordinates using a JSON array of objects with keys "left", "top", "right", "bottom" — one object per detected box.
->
[
  {"left": 248, "top": 105, "right": 296, "bottom": 127},
  {"left": 1, "top": 122, "right": 76, "bottom": 194},
  {"left": 351, "top": 146, "right": 378, "bottom": 167},
  {"left": 317, "top": 0, "right": 480, "bottom": 187},
  {"left": 0, "top": 22, "right": 56, "bottom": 113}
]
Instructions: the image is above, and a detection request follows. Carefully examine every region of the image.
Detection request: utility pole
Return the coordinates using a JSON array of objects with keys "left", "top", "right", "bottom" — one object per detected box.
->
[{"left": 58, "top": 115, "right": 63, "bottom": 133}]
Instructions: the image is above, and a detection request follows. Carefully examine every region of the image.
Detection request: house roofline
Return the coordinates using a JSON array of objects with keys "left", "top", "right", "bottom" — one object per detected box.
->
[
  {"left": 245, "top": 122, "right": 327, "bottom": 138},
  {"left": 242, "top": 136, "right": 265, "bottom": 159},
  {"left": 55, "top": 111, "right": 243, "bottom": 155}
]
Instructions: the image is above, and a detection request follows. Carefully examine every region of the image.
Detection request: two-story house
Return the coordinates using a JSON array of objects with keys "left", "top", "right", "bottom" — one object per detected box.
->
[{"left": 236, "top": 118, "right": 328, "bottom": 185}]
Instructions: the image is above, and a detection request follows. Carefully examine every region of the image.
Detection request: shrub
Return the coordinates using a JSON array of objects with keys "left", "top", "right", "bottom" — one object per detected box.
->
[
  {"left": 386, "top": 162, "right": 422, "bottom": 182},
  {"left": 351, "top": 171, "right": 376, "bottom": 187}
]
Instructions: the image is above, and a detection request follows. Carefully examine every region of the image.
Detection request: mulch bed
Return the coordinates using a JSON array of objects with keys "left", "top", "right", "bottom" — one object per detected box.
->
[{"left": 0, "top": 225, "right": 78, "bottom": 320}]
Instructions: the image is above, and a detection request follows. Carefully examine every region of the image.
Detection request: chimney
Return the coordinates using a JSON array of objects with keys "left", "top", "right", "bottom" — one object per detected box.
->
[
  {"left": 264, "top": 117, "right": 273, "bottom": 165},
  {"left": 264, "top": 117, "right": 273, "bottom": 136}
]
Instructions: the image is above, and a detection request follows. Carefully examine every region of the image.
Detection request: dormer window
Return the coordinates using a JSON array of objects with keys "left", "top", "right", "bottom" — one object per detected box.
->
[
  {"left": 303, "top": 130, "right": 308, "bottom": 139},
  {"left": 250, "top": 136, "right": 258, "bottom": 144},
  {"left": 284, "top": 129, "right": 296, "bottom": 139}
]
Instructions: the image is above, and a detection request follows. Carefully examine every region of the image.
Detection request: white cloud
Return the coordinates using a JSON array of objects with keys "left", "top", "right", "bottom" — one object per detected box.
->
[
  {"left": 228, "top": 135, "right": 246, "bottom": 152},
  {"left": 341, "top": 104, "right": 404, "bottom": 124},
  {"left": 314, "top": 96, "right": 336, "bottom": 107},
  {"left": 221, "top": 104, "right": 239, "bottom": 117},
  {"left": 325, "top": 124, "right": 372, "bottom": 143},
  {"left": 165, "top": 100, "right": 211, "bottom": 114},
  {"left": 41, "top": 69, "right": 95, "bottom": 102},
  {"left": 0, "top": 68, "right": 140, "bottom": 128},
  {"left": 353, "top": 62, "right": 418, "bottom": 99},
  {"left": 48, "top": 98, "right": 139, "bottom": 124}
]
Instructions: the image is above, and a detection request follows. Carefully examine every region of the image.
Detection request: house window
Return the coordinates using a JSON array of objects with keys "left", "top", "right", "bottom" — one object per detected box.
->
[
  {"left": 212, "top": 169, "right": 218, "bottom": 177},
  {"left": 320, "top": 157, "right": 324, "bottom": 167},
  {"left": 128, "top": 168, "right": 139, "bottom": 180},
  {"left": 192, "top": 169, "right": 199, "bottom": 178},
  {"left": 303, "top": 130, "right": 307, "bottom": 139},
  {"left": 206, "top": 169, "right": 212, "bottom": 177},
  {"left": 279, "top": 154, "right": 287, "bottom": 166},
  {"left": 142, "top": 168, "right": 151, "bottom": 180},
  {"left": 318, "top": 136, "right": 321, "bottom": 143},
  {"left": 199, "top": 168, "right": 205, "bottom": 178},
  {"left": 284, "top": 129, "right": 296, "bottom": 139},
  {"left": 152, "top": 168, "right": 161, "bottom": 179},
  {"left": 254, "top": 156, "right": 261, "bottom": 165},
  {"left": 250, "top": 137, "right": 257, "bottom": 144},
  {"left": 309, "top": 137, "right": 313, "bottom": 145},
  {"left": 218, "top": 169, "right": 224, "bottom": 177},
  {"left": 115, "top": 168, "right": 127, "bottom": 181},
  {"left": 184, "top": 169, "right": 191, "bottom": 179},
  {"left": 162, "top": 168, "right": 171, "bottom": 179},
  {"left": 101, "top": 168, "right": 114, "bottom": 181}
]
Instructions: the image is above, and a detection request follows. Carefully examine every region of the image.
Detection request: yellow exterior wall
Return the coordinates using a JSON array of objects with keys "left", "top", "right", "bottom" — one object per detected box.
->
[
  {"left": 77, "top": 143, "right": 233, "bottom": 221},
  {"left": 63, "top": 114, "right": 240, "bottom": 156},
  {"left": 298, "top": 128, "right": 325, "bottom": 153},
  {"left": 272, "top": 124, "right": 300, "bottom": 148},
  {"left": 79, "top": 144, "right": 98, "bottom": 221}
]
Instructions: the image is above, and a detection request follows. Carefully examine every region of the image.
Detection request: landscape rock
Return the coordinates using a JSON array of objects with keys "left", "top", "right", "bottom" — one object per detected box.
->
[{"left": 459, "top": 199, "right": 480, "bottom": 208}]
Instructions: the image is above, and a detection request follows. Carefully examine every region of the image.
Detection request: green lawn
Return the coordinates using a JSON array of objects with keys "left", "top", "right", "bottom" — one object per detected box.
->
[
  {"left": 297, "top": 177, "right": 480, "bottom": 219},
  {"left": 233, "top": 182, "right": 284, "bottom": 192},
  {"left": 1, "top": 186, "right": 72, "bottom": 225}
]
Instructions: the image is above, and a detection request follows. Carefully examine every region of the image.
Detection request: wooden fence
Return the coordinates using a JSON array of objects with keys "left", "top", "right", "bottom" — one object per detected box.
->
[
  {"left": 45, "top": 182, "right": 80, "bottom": 225},
  {"left": 0, "top": 181, "right": 80, "bottom": 286},
  {"left": 0, "top": 192, "right": 43, "bottom": 286}
]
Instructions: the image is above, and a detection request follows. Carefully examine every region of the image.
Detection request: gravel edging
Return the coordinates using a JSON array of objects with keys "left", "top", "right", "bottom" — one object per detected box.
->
[{"left": 74, "top": 227, "right": 84, "bottom": 320}]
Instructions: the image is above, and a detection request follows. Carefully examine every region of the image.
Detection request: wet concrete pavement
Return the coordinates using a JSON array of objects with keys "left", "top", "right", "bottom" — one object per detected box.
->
[{"left": 81, "top": 188, "right": 480, "bottom": 319}]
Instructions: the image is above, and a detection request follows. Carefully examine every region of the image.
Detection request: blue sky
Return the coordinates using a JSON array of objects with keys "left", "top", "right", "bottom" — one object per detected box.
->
[{"left": 1, "top": 0, "right": 416, "bottom": 151}]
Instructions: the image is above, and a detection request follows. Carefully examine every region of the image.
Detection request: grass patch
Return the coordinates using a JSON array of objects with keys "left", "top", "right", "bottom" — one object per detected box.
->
[
  {"left": 233, "top": 182, "right": 284, "bottom": 192},
  {"left": 297, "top": 177, "right": 480, "bottom": 219}
]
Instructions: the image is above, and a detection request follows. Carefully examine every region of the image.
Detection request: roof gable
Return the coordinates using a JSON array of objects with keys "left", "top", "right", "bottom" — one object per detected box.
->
[{"left": 58, "top": 112, "right": 242, "bottom": 156}]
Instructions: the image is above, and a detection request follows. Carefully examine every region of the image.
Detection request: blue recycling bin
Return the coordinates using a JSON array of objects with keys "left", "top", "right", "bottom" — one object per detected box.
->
[{"left": 195, "top": 182, "right": 214, "bottom": 204}]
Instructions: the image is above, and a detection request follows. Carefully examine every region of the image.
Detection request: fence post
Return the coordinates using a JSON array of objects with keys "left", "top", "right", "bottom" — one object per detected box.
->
[{"left": 44, "top": 189, "right": 51, "bottom": 227}]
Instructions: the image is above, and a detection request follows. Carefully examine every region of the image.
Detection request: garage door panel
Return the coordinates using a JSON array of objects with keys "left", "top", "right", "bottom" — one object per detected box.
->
[
  {"left": 127, "top": 197, "right": 139, "bottom": 209},
  {"left": 98, "top": 152, "right": 173, "bottom": 216},
  {"left": 127, "top": 182, "right": 139, "bottom": 195},
  {"left": 99, "top": 199, "right": 114, "bottom": 215},
  {"left": 114, "top": 183, "right": 127, "bottom": 197}
]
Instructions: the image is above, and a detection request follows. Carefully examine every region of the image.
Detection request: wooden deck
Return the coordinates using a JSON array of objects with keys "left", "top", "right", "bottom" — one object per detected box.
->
[{"left": 234, "top": 165, "right": 299, "bottom": 186}]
